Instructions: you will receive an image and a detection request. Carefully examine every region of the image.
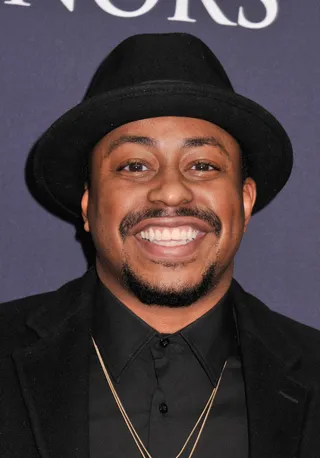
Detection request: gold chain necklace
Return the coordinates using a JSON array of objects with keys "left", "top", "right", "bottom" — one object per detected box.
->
[{"left": 92, "top": 336, "right": 227, "bottom": 458}]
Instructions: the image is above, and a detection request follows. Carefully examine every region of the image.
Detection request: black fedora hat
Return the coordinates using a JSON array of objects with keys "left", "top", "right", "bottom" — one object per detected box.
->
[{"left": 33, "top": 32, "right": 293, "bottom": 218}]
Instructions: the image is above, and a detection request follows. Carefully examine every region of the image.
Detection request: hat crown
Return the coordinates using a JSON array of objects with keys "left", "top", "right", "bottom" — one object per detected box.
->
[
  {"left": 33, "top": 32, "right": 292, "bottom": 219},
  {"left": 85, "top": 33, "right": 234, "bottom": 99}
]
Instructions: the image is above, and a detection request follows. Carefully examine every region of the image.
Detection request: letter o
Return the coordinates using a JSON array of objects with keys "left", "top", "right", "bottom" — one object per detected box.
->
[{"left": 94, "top": 0, "right": 159, "bottom": 17}]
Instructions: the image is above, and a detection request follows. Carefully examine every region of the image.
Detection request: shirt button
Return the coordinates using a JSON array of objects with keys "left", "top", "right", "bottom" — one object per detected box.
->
[
  {"left": 159, "top": 402, "right": 168, "bottom": 414},
  {"left": 160, "top": 338, "right": 170, "bottom": 348}
]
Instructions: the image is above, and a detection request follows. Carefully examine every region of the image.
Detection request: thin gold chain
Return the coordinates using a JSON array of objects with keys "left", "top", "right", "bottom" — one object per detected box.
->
[{"left": 92, "top": 336, "right": 227, "bottom": 458}]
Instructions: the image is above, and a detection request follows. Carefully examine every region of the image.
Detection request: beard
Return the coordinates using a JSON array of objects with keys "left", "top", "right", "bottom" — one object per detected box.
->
[{"left": 121, "top": 260, "right": 219, "bottom": 308}]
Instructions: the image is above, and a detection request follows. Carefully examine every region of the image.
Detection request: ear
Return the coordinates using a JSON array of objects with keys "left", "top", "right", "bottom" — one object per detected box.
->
[
  {"left": 81, "top": 188, "right": 90, "bottom": 233},
  {"left": 242, "top": 178, "right": 257, "bottom": 232}
]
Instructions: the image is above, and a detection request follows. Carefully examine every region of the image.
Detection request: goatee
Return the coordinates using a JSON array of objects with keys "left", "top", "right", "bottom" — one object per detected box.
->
[{"left": 121, "top": 261, "right": 219, "bottom": 308}]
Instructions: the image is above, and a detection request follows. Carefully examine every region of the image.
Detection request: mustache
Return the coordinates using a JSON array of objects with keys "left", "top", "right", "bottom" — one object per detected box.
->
[{"left": 119, "top": 207, "right": 222, "bottom": 239}]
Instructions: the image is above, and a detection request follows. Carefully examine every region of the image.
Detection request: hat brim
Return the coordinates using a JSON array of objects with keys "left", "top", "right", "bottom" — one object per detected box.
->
[{"left": 33, "top": 81, "right": 293, "bottom": 218}]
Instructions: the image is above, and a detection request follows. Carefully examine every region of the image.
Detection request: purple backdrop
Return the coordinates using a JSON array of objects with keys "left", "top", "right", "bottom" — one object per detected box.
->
[{"left": 1, "top": 0, "right": 319, "bottom": 328}]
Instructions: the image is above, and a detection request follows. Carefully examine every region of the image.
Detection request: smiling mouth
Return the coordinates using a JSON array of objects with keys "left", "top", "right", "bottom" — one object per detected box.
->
[
  {"left": 135, "top": 229, "right": 205, "bottom": 246},
  {"left": 129, "top": 217, "right": 214, "bottom": 260},
  {"left": 134, "top": 230, "right": 208, "bottom": 260}
]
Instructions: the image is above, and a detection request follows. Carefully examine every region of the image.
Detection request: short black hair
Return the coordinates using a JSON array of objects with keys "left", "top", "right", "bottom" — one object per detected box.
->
[
  {"left": 240, "top": 150, "right": 249, "bottom": 182},
  {"left": 83, "top": 157, "right": 91, "bottom": 189}
]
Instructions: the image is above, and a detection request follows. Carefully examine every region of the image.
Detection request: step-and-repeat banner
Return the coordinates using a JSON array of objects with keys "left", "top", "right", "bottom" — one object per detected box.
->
[{"left": 1, "top": 0, "right": 319, "bottom": 327}]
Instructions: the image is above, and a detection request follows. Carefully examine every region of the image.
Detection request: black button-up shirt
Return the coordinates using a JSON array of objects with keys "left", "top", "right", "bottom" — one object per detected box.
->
[{"left": 90, "top": 279, "right": 248, "bottom": 457}]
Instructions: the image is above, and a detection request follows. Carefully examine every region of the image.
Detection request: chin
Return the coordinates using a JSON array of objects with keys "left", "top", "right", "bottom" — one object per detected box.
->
[{"left": 121, "top": 261, "right": 219, "bottom": 308}]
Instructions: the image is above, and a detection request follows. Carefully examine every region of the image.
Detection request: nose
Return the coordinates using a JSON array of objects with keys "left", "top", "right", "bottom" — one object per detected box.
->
[{"left": 147, "top": 167, "right": 193, "bottom": 207}]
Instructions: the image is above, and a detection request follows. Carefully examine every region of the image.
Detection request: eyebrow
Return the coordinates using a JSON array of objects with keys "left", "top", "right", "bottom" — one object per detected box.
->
[
  {"left": 105, "top": 134, "right": 231, "bottom": 160},
  {"left": 183, "top": 137, "right": 231, "bottom": 161},
  {"left": 106, "top": 135, "right": 157, "bottom": 156}
]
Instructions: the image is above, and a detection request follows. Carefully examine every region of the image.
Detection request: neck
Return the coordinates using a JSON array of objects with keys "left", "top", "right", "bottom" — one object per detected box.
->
[{"left": 96, "top": 264, "right": 233, "bottom": 334}]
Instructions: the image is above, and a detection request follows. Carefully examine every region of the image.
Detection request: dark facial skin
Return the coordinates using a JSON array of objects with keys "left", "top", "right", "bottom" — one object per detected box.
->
[{"left": 81, "top": 117, "right": 256, "bottom": 332}]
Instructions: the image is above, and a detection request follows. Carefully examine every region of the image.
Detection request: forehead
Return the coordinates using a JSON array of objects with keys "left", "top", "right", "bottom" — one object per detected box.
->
[{"left": 94, "top": 117, "right": 241, "bottom": 155}]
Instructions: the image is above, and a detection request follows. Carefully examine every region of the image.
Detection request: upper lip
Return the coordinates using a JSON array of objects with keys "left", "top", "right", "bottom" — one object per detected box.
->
[{"left": 131, "top": 217, "right": 213, "bottom": 235}]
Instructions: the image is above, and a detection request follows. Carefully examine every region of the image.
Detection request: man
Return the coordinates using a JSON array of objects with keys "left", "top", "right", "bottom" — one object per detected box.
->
[{"left": 1, "top": 32, "right": 320, "bottom": 458}]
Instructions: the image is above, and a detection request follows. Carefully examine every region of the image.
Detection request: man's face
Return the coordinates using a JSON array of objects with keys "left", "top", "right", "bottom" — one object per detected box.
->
[{"left": 81, "top": 117, "right": 256, "bottom": 307}]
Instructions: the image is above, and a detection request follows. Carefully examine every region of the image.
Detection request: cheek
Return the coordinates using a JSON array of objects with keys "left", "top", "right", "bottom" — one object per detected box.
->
[
  {"left": 88, "top": 181, "right": 139, "bottom": 251},
  {"left": 210, "top": 182, "right": 244, "bottom": 244},
  {"left": 210, "top": 179, "right": 242, "bottom": 214},
  {"left": 87, "top": 185, "right": 120, "bottom": 252}
]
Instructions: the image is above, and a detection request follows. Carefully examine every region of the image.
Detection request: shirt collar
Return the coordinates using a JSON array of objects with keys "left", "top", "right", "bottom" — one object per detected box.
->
[
  {"left": 180, "top": 287, "right": 235, "bottom": 384},
  {"left": 92, "top": 278, "right": 235, "bottom": 384}
]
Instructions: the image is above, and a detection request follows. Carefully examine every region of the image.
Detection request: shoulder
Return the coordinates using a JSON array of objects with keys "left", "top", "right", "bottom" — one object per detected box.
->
[
  {"left": 237, "top": 282, "right": 320, "bottom": 359},
  {"left": 0, "top": 273, "right": 89, "bottom": 352},
  {"left": 0, "top": 274, "right": 84, "bottom": 318},
  {"left": 271, "top": 308, "right": 320, "bottom": 353},
  {"left": 0, "top": 290, "right": 54, "bottom": 326}
]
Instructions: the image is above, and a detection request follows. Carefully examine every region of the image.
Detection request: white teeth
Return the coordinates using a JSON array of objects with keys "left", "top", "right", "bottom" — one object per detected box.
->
[
  {"left": 162, "top": 228, "right": 171, "bottom": 240},
  {"left": 155, "top": 229, "right": 162, "bottom": 240},
  {"left": 139, "top": 227, "right": 199, "bottom": 243},
  {"left": 149, "top": 228, "right": 155, "bottom": 242},
  {"left": 172, "top": 228, "right": 180, "bottom": 239}
]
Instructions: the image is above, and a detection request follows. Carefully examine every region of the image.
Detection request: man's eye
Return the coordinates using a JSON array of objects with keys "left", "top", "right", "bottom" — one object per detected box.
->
[
  {"left": 191, "top": 161, "right": 220, "bottom": 171},
  {"left": 117, "top": 161, "right": 220, "bottom": 173},
  {"left": 118, "top": 161, "right": 148, "bottom": 172}
]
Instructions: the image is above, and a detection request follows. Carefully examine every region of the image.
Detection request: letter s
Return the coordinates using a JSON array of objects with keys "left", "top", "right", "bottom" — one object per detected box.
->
[{"left": 238, "top": 0, "right": 278, "bottom": 29}]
